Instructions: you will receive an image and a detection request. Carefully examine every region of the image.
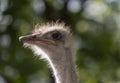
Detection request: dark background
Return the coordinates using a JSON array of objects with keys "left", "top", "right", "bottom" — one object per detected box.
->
[{"left": 0, "top": 0, "right": 120, "bottom": 83}]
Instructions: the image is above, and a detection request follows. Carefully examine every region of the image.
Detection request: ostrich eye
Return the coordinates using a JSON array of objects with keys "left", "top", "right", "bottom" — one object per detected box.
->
[{"left": 51, "top": 32, "right": 62, "bottom": 40}]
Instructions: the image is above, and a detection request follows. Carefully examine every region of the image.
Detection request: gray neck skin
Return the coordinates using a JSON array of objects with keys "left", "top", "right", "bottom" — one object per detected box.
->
[{"left": 48, "top": 48, "right": 78, "bottom": 83}]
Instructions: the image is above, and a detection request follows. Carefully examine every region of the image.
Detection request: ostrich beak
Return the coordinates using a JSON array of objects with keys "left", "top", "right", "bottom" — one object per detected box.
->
[
  {"left": 19, "top": 34, "right": 56, "bottom": 45},
  {"left": 19, "top": 34, "right": 37, "bottom": 43}
]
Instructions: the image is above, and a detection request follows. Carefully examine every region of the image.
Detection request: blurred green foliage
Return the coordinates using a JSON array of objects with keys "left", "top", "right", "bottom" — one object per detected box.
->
[{"left": 0, "top": 0, "right": 120, "bottom": 83}]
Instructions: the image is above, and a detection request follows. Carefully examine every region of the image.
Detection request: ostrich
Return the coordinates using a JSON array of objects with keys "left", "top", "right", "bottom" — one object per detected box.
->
[{"left": 19, "top": 23, "right": 78, "bottom": 83}]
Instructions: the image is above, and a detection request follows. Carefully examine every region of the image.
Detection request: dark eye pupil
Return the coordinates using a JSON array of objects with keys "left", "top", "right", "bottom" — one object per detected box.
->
[{"left": 52, "top": 32, "right": 62, "bottom": 40}]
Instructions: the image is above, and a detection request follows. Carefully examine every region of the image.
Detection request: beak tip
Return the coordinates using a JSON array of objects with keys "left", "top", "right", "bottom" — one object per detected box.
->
[{"left": 19, "top": 36, "right": 23, "bottom": 42}]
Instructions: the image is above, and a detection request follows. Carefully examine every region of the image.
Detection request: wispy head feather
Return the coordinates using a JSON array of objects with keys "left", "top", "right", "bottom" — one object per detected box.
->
[{"left": 32, "top": 22, "right": 70, "bottom": 35}]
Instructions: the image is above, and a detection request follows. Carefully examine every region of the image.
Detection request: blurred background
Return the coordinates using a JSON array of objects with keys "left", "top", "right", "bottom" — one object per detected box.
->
[{"left": 0, "top": 0, "right": 120, "bottom": 83}]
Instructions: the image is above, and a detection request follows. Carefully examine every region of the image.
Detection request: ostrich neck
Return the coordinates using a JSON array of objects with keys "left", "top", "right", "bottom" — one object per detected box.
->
[{"left": 48, "top": 47, "right": 78, "bottom": 83}]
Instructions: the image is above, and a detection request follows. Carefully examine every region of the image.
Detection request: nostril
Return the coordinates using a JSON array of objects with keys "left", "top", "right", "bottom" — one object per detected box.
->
[{"left": 32, "top": 35, "right": 37, "bottom": 39}]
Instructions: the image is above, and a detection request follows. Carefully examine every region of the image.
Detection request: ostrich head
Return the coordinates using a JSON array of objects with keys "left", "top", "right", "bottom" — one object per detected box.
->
[
  {"left": 19, "top": 23, "right": 78, "bottom": 83},
  {"left": 19, "top": 23, "right": 71, "bottom": 60}
]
